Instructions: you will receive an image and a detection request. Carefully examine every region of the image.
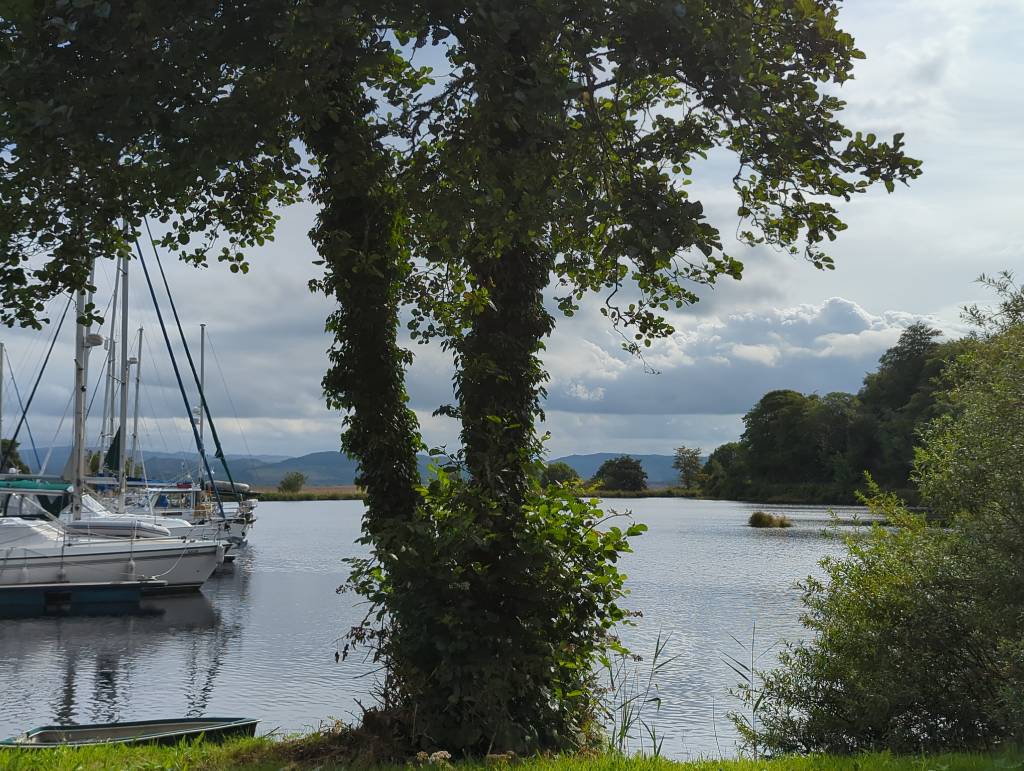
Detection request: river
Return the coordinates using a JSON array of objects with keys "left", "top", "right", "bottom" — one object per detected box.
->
[{"left": 0, "top": 498, "right": 858, "bottom": 759}]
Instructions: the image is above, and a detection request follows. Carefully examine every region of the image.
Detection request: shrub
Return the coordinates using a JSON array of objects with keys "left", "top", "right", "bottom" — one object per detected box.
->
[
  {"left": 739, "top": 290, "right": 1024, "bottom": 755},
  {"left": 278, "top": 471, "right": 307, "bottom": 493},
  {"left": 748, "top": 511, "right": 792, "bottom": 528},
  {"left": 344, "top": 467, "right": 645, "bottom": 754},
  {"left": 738, "top": 487, "right": 1024, "bottom": 755}
]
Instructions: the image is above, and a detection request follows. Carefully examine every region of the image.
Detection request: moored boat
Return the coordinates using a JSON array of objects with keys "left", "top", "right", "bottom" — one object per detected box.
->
[
  {"left": 0, "top": 516, "right": 224, "bottom": 593},
  {"left": 0, "top": 716, "right": 258, "bottom": 748}
]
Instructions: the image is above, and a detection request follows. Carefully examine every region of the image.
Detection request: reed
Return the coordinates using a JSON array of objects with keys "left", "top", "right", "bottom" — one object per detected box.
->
[
  {"left": 748, "top": 511, "right": 793, "bottom": 528},
  {"left": 255, "top": 486, "right": 366, "bottom": 501}
]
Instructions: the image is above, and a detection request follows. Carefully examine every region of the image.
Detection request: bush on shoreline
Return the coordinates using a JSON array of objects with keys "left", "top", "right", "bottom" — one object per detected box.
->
[{"left": 740, "top": 287, "right": 1024, "bottom": 755}]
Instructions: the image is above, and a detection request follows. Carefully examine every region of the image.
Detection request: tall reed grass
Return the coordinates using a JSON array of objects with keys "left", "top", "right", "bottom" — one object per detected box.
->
[{"left": 747, "top": 511, "right": 792, "bottom": 528}]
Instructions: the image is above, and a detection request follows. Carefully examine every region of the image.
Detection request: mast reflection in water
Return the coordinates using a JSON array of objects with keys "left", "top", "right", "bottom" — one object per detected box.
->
[
  {"left": 0, "top": 504, "right": 377, "bottom": 736},
  {"left": 0, "top": 499, "right": 848, "bottom": 759}
]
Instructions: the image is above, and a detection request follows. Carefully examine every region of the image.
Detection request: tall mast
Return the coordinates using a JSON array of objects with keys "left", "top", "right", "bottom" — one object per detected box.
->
[
  {"left": 101, "top": 262, "right": 120, "bottom": 450},
  {"left": 0, "top": 340, "right": 5, "bottom": 447},
  {"left": 71, "top": 272, "right": 96, "bottom": 521},
  {"left": 129, "top": 327, "right": 143, "bottom": 479},
  {"left": 116, "top": 255, "right": 130, "bottom": 513},
  {"left": 198, "top": 323, "right": 206, "bottom": 475}
]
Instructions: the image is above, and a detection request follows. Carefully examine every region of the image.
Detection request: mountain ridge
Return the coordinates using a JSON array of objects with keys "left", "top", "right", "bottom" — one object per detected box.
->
[{"left": 24, "top": 447, "right": 687, "bottom": 487}]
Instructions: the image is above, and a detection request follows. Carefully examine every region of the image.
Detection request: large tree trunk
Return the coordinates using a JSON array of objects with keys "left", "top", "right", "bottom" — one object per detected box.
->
[
  {"left": 305, "top": 87, "right": 422, "bottom": 547},
  {"left": 456, "top": 244, "right": 553, "bottom": 516},
  {"left": 455, "top": 21, "right": 556, "bottom": 519}
]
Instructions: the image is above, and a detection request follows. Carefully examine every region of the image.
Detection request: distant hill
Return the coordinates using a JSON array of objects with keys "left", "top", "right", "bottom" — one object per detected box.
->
[{"left": 23, "top": 446, "right": 692, "bottom": 488}]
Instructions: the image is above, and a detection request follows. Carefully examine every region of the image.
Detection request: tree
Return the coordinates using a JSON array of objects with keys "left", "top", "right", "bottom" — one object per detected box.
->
[
  {"left": 743, "top": 280, "right": 1024, "bottom": 754},
  {"left": 2, "top": 0, "right": 920, "bottom": 756},
  {"left": 742, "top": 390, "right": 821, "bottom": 483},
  {"left": 278, "top": 471, "right": 307, "bottom": 493},
  {"left": 702, "top": 441, "right": 750, "bottom": 499},
  {"left": 592, "top": 455, "right": 647, "bottom": 491},
  {"left": 915, "top": 279, "right": 1024, "bottom": 521},
  {"left": 672, "top": 446, "right": 703, "bottom": 488},
  {"left": 857, "top": 322, "right": 954, "bottom": 486},
  {"left": 0, "top": 439, "right": 28, "bottom": 473},
  {"left": 541, "top": 461, "right": 580, "bottom": 487}
]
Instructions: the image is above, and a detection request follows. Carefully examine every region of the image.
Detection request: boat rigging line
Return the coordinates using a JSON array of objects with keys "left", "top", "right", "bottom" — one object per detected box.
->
[
  {"left": 205, "top": 332, "right": 254, "bottom": 463},
  {"left": 141, "top": 216, "right": 243, "bottom": 502},
  {"left": 3, "top": 346, "right": 42, "bottom": 470},
  {"left": 0, "top": 295, "right": 73, "bottom": 473},
  {"left": 133, "top": 238, "right": 226, "bottom": 519}
]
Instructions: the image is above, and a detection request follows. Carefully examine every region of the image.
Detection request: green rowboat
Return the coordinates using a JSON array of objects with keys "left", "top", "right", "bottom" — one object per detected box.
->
[{"left": 0, "top": 717, "right": 258, "bottom": 748}]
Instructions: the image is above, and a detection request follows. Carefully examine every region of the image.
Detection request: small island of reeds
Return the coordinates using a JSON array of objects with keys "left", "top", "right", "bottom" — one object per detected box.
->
[{"left": 748, "top": 510, "right": 793, "bottom": 528}]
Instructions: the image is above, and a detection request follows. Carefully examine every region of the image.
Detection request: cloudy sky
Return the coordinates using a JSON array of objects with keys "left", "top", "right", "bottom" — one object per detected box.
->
[{"left": 2, "top": 0, "right": 1022, "bottom": 463}]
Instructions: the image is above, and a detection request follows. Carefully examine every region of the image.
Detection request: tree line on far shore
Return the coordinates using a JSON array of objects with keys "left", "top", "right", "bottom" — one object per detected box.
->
[
  {"left": 701, "top": 321, "right": 963, "bottom": 503},
  {"left": 551, "top": 320, "right": 967, "bottom": 503}
]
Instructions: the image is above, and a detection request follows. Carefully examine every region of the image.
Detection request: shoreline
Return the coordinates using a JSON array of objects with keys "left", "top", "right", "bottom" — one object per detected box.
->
[
  {"left": 254, "top": 486, "right": 866, "bottom": 506},
  {"left": 0, "top": 733, "right": 1016, "bottom": 771}
]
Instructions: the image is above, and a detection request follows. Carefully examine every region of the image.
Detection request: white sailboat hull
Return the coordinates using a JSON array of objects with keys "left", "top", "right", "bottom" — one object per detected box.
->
[{"left": 0, "top": 520, "right": 223, "bottom": 593}]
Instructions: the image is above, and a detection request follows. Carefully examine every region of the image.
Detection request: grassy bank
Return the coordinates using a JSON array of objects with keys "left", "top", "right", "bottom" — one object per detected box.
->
[
  {"left": 1, "top": 736, "right": 1019, "bottom": 771},
  {"left": 252, "top": 485, "right": 874, "bottom": 507},
  {"left": 255, "top": 485, "right": 365, "bottom": 501},
  {"left": 593, "top": 487, "right": 699, "bottom": 499}
]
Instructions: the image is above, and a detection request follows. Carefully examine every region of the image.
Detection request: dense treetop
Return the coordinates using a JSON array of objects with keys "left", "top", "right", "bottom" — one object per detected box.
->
[{"left": 702, "top": 323, "right": 965, "bottom": 502}]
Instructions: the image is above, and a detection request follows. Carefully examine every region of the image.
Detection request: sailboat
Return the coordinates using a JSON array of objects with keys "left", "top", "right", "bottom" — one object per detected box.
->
[
  {"left": 54, "top": 253, "right": 235, "bottom": 546},
  {"left": 86, "top": 247, "right": 257, "bottom": 547},
  {"left": 0, "top": 486, "right": 223, "bottom": 592},
  {"left": 0, "top": 267, "right": 224, "bottom": 605}
]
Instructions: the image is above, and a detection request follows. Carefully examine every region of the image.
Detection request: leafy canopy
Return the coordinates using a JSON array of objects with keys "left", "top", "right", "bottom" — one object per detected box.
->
[
  {"left": 672, "top": 445, "right": 703, "bottom": 488},
  {"left": 400, "top": 0, "right": 922, "bottom": 356},
  {"left": 592, "top": 455, "right": 647, "bottom": 491}
]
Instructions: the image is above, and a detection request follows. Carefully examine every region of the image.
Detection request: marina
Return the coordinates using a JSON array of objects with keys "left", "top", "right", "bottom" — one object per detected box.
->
[{"left": 1, "top": 247, "right": 257, "bottom": 607}]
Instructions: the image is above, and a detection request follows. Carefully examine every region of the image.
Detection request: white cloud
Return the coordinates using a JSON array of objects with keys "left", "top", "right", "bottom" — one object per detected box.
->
[
  {"left": 564, "top": 382, "right": 606, "bottom": 402},
  {"left": 729, "top": 344, "right": 781, "bottom": 367},
  {"left": 538, "top": 295, "right": 952, "bottom": 424}
]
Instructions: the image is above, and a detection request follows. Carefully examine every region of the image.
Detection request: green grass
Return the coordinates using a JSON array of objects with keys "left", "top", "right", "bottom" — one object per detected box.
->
[{"left": 1, "top": 736, "right": 1020, "bottom": 771}]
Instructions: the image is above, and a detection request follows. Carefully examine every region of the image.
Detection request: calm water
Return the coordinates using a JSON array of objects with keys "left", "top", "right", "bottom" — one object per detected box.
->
[{"left": 0, "top": 499, "right": 856, "bottom": 758}]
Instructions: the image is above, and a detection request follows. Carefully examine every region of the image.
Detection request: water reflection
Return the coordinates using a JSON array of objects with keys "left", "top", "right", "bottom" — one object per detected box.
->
[
  {"left": 0, "top": 499, "right": 850, "bottom": 758},
  {"left": 8, "top": 591, "right": 225, "bottom": 727}
]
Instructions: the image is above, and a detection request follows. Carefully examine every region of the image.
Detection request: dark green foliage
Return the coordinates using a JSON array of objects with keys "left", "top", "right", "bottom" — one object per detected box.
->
[
  {"left": 702, "top": 329, "right": 963, "bottom": 502},
  {"left": 346, "top": 469, "right": 645, "bottom": 753},
  {"left": 702, "top": 442, "right": 750, "bottom": 499},
  {"left": 277, "top": 471, "right": 307, "bottom": 493},
  {"left": 742, "top": 391, "right": 824, "bottom": 483},
  {"left": 857, "top": 323, "right": 961, "bottom": 486},
  {"left": 741, "top": 279, "right": 1024, "bottom": 755},
  {"left": 592, "top": 456, "right": 648, "bottom": 491},
  {"left": 542, "top": 461, "right": 581, "bottom": 487},
  {"left": 672, "top": 446, "right": 703, "bottom": 489},
  {"left": 303, "top": 31, "right": 427, "bottom": 555},
  {"left": 742, "top": 487, "right": 1024, "bottom": 754},
  {"left": 0, "top": 438, "right": 28, "bottom": 473},
  {"left": 0, "top": 0, "right": 306, "bottom": 328}
]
